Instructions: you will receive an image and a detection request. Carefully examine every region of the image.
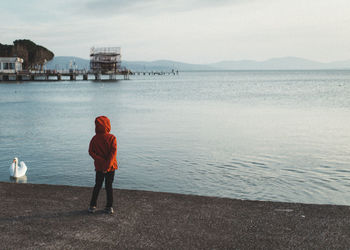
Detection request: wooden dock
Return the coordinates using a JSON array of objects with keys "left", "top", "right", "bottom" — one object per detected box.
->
[
  {"left": 132, "top": 70, "right": 179, "bottom": 76},
  {"left": 0, "top": 69, "right": 179, "bottom": 82},
  {"left": 0, "top": 69, "right": 130, "bottom": 81}
]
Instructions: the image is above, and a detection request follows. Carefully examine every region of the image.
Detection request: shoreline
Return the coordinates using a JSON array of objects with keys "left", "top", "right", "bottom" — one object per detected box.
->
[
  {"left": 6, "top": 178, "right": 348, "bottom": 207},
  {"left": 5, "top": 179, "right": 348, "bottom": 207},
  {"left": 1, "top": 182, "right": 350, "bottom": 249}
]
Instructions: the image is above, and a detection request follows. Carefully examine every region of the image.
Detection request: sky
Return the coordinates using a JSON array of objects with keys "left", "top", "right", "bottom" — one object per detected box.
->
[{"left": 0, "top": 0, "right": 349, "bottom": 64}]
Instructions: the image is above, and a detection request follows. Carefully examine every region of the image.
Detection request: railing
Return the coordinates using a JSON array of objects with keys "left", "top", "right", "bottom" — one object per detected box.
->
[
  {"left": 90, "top": 56, "right": 121, "bottom": 63},
  {"left": 90, "top": 47, "right": 121, "bottom": 55}
]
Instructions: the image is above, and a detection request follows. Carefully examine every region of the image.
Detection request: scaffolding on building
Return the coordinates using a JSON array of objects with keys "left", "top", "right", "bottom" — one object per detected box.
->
[{"left": 90, "top": 47, "right": 121, "bottom": 74}]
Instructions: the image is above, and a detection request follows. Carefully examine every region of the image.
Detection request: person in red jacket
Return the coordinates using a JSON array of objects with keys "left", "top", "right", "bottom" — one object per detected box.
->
[{"left": 88, "top": 116, "right": 118, "bottom": 214}]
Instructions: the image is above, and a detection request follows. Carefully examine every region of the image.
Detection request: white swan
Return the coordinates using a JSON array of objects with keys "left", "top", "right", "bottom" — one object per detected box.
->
[
  {"left": 9, "top": 157, "right": 27, "bottom": 178},
  {"left": 10, "top": 175, "right": 27, "bottom": 183}
]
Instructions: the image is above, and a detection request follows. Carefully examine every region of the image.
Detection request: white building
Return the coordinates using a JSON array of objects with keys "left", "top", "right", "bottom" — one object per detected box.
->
[{"left": 0, "top": 57, "right": 23, "bottom": 73}]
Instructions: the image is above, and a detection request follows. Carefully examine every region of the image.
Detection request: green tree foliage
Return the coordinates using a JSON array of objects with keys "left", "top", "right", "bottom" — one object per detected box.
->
[{"left": 0, "top": 39, "right": 54, "bottom": 69}]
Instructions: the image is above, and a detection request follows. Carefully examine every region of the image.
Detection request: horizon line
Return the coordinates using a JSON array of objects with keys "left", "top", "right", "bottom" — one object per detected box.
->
[{"left": 52, "top": 55, "right": 350, "bottom": 65}]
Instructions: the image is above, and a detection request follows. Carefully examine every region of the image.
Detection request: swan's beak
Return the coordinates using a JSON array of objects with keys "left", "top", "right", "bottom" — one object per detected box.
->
[{"left": 12, "top": 159, "right": 15, "bottom": 163}]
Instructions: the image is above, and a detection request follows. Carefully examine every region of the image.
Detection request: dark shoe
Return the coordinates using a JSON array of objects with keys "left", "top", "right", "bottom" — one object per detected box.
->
[
  {"left": 88, "top": 206, "right": 96, "bottom": 213},
  {"left": 104, "top": 207, "right": 114, "bottom": 214}
]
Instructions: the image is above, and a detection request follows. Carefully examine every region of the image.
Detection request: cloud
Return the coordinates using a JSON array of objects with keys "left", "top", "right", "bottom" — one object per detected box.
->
[
  {"left": 83, "top": 0, "right": 247, "bottom": 15},
  {"left": 85, "top": 0, "right": 150, "bottom": 13},
  {"left": 2, "top": 0, "right": 350, "bottom": 63},
  {"left": 0, "top": 0, "right": 78, "bottom": 23}
]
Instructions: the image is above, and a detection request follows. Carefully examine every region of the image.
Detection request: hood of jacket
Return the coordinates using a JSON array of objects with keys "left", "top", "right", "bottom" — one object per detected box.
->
[{"left": 95, "top": 116, "right": 111, "bottom": 134}]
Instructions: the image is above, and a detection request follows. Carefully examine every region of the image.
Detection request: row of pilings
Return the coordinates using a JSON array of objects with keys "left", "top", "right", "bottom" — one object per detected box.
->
[
  {"left": 0, "top": 72, "right": 130, "bottom": 81},
  {"left": 0, "top": 69, "right": 180, "bottom": 81}
]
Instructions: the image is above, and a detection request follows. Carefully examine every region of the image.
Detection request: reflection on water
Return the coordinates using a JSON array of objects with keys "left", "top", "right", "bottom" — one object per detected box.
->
[
  {"left": 0, "top": 71, "right": 350, "bottom": 205},
  {"left": 9, "top": 175, "right": 28, "bottom": 183}
]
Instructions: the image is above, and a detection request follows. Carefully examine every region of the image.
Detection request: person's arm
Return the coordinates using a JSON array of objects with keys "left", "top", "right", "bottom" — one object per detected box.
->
[
  {"left": 107, "top": 136, "right": 117, "bottom": 171},
  {"left": 89, "top": 138, "right": 106, "bottom": 162}
]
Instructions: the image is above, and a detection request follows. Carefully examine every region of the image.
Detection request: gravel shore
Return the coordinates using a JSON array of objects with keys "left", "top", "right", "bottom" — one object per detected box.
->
[{"left": 1, "top": 182, "right": 349, "bottom": 249}]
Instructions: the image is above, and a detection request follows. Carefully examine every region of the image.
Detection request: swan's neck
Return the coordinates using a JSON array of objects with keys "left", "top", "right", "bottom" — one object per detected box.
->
[{"left": 13, "top": 161, "right": 18, "bottom": 176}]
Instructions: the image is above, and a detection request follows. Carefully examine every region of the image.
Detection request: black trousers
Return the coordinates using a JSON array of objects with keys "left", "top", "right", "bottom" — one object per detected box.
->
[{"left": 90, "top": 171, "right": 115, "bottom": 208}]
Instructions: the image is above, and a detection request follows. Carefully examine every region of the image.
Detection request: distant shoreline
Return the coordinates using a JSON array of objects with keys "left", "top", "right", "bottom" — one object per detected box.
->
[{"left": 46, "top": 56, "right": 350, "bottom": 72}]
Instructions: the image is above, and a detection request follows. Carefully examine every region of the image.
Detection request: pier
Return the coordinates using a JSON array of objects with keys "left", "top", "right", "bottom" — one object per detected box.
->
[
  {"left": 0, "top": 69, "right": 179, "bottom": 82},
  {"left": 0, "top": 69, "right": 131, "bottom": 81},
  {"left": 131, "top": 69, "right": 179, "bottom": 76},
  {"left": 0, "top": 47, "right": 179, "bottom": 82}
]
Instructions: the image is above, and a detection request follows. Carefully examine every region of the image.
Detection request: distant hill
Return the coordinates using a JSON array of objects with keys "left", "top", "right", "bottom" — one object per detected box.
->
[
  {"left": 46, "top": 56, "right": 90, "bottom": 70},
  {"left": 45, "top": 57, "right": 212, "bottom": 71},
  {"left": 45, "top": 56, "right": 350, "bottom": 71},
  {"left": 122, "top": 60, "right": 212, "bottom": 71},
  {"left": 209, "top": 57, "right": 350, "bottom": 70},
  {"left": 327, "top": 59, "right": 350, "bottom": 69},
  {"left": 210, "top": 57, "right": 325, "bottom": 70},
  {"left": 0, "top": 40, "right": 54, "bottom": 69}
]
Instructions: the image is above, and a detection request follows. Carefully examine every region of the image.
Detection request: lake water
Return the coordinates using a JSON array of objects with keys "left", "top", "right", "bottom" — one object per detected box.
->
[{"left": 1, "top": 70, "right": 350, "bottom": 205}]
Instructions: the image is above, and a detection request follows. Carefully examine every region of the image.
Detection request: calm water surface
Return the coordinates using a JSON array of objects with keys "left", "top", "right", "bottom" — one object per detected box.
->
[{"left": 1, "top": 71, "right": 350, "bottom": 205}]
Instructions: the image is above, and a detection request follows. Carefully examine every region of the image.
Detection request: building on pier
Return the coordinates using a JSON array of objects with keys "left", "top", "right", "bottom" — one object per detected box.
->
[
  {"left": 90, "top": 47, "right": 121, "bottom": 74},
  {"left": 0, "top": 57, "right": 23, "bottom": 73}
]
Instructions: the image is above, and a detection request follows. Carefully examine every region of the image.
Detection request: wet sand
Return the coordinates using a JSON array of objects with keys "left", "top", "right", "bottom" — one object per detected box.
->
[{"left": 1, "top": 182, "right": 349, "bottom": 249}]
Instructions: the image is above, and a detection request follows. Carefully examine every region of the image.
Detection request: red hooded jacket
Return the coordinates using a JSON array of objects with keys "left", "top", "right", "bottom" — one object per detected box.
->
[{"left": 89, "top": 116, "right": 118, "bottom": 172}]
